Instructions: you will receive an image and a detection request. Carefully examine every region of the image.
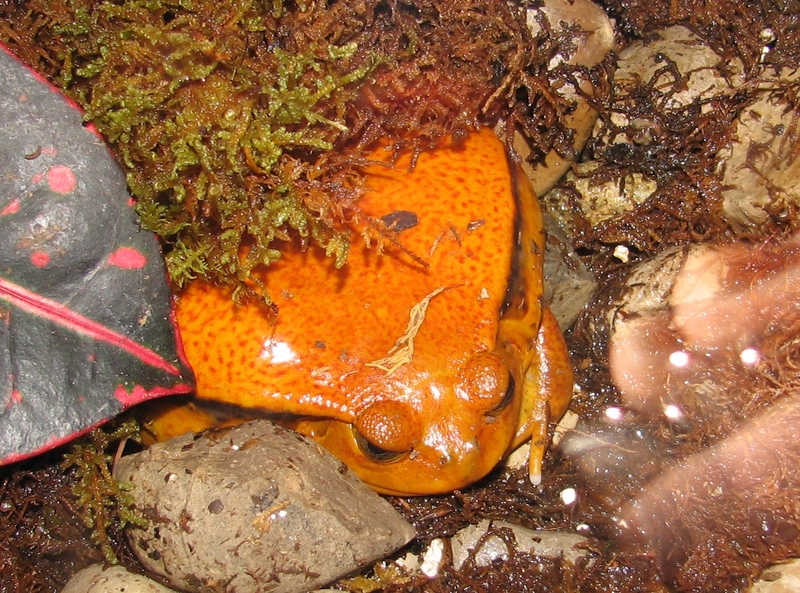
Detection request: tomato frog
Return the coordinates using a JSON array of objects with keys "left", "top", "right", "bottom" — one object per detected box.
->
[{"left": 160, "top": 128, "right": 573, "bottom": 495}]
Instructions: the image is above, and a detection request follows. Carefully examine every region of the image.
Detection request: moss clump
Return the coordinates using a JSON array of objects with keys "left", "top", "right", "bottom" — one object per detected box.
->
[
  {"left": 61, "top": 419, "right": 146, "bottom": 565},
  {"left": 1, "top": 0, "right": 573, "bottom": 299}
]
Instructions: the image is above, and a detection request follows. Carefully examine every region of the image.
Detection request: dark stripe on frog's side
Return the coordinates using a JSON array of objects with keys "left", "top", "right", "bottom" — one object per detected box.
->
[
  {"left": 492, "top": 154, "right": 547, "bottom": 417},
  {"left": 498, "top": 156, "right": 546, "bottom": 332}
]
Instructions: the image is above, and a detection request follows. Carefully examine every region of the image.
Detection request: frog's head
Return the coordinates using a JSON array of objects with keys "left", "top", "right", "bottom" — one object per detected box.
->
[{"left": 296, "top": 349, "right": 526, "bottom": 496}]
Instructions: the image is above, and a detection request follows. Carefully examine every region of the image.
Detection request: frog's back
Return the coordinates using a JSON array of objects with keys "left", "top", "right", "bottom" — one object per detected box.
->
[{"left": 178, "top": 129, "right": 519, "bottom": 419}]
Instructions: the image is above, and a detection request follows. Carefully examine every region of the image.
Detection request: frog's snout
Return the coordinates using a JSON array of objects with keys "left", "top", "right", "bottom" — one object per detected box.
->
[
  {"left": 338, "top": 353, "right": 521, "bottom": 495},
  {"left": 352, "top": 353, "right": 516, "bottom": 464}
]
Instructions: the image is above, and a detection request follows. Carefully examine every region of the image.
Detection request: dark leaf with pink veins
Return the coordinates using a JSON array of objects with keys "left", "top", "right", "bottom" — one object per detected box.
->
[{"left": 0, "top": 45, "right": 194, "bottom": 463}]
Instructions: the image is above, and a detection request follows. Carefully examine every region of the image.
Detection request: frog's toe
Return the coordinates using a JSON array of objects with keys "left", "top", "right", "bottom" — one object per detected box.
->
[
  {"left": 524, "top": 397, "right": 549, "bottom": 486},
  {"left": 529, "top": 454, "right": 543, "bottom": 486}
]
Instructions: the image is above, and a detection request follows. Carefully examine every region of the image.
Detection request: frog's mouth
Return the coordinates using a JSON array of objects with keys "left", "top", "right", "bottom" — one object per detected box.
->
[{"left": 346, "top": 434, "right": 514, "bottom": 496}]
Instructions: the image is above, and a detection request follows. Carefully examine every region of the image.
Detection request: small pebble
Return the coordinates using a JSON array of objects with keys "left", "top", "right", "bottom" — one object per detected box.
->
[
  {"left": 751, "top": 559, "right": 800, "bottom": 592},
  {"left": 420, "top": 538, "right": 445, "bottom": 577},
  {"left": 61, "top": 564, "right": 177, "bottom": 593}
]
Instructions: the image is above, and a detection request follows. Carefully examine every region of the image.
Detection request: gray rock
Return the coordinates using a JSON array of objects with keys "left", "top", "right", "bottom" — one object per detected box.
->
[
  {"left": 543, "top": 214, "right": 597, "bottom": 329},
  {"left": 542, "top": 162, "right": 658, "bottom": 234},
  {"left": 451, "top": 519, "right": 590, "bottom": 569},
  {"left": 592, "top": 25, "right": 744, "bottom": 154},
  {"left": 117, "top": 420, "right": 415, "bottom": 593},
  {"left": 61, "top": 564, "right": 178, "bottom": 593},
  {"left": 719, "top": 67, "right": 800, "bottom": 234}
]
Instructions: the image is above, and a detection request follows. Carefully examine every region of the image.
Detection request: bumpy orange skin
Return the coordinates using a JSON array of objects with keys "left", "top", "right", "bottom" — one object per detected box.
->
[{"left": 172, "top": 129, "right": 573, "bottom": 495}]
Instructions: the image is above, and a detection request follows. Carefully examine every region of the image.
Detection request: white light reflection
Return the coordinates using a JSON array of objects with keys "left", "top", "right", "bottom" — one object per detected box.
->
[
  {"left": 664, "top": 404, "right": 684, "bottom": 420},
  {"left": 740, "top": 347, "right": 761, "bottom": 365},
  {"left": 259, "top": 339, "right": 296, "bottom": 364},
  {"left": 668, "top": 350, "right": 691, "bottom": 368},
  {"left": 605, "top": 406, "right": 624, "bottom": 421},
  {"left": 560, "top": 487, "right": 577, "bottom": 505},
  {"left": 269, "top": 509, "right": 288, "bottom": 521}
]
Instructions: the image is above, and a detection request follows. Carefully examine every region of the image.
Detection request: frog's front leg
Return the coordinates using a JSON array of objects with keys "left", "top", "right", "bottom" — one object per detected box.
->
[{"left": 514, "top": 305, "right": 574, "bottom": 485}]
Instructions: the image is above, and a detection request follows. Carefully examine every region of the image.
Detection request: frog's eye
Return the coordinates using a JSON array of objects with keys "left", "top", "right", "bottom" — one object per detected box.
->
[
  {"left": 353, "top": 400, "right": 420, "bottom": 464},
  {"left": 456, "top": 352, "right": 516, "bottom": 414},
  {"left": 353, "top": 429, "right": 406, "bottom": 463},
  {"left": 486, "top": 373, "right": 516, "bottom": 416}
]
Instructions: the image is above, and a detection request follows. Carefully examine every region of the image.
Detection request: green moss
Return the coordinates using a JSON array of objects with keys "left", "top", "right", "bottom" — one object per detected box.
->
[
  {"left": 61, "top": 419, "right": 147, "bottom": 564},
  {"left": 1, "top": 0, "right": 573, "bottom": 297},
  {"left": 67, "top": 4, "right": 374, "bottom": 293}
]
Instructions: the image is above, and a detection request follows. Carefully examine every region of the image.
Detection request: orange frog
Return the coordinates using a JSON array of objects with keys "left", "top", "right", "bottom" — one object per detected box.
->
[{"left": 166, "top": 128, "right": 573, "bottom": 495}]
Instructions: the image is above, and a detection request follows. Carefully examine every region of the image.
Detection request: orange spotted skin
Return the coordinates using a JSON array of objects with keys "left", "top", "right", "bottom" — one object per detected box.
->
[{"left": 174, "top": 129, "right": 573, "bottom": 495}]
